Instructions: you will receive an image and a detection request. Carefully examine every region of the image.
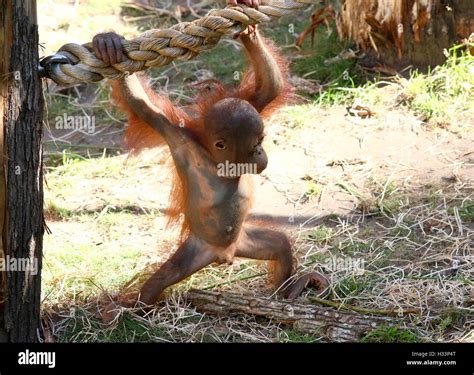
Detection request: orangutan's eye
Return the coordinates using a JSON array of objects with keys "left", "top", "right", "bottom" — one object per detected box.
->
[{"left": 215, "top": 140, "right": 227, "bottom": 150}]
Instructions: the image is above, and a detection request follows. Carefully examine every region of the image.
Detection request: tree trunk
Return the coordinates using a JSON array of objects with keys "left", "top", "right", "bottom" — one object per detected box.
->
[
  {"left": 364, "top": 0, "right": 474, "bottom": 70},
  {"left": 187, "top": 290, "right": 400, "bottom": 342},
  {"left": 0, "top": 0, "right": 44, "bottom": 343}
]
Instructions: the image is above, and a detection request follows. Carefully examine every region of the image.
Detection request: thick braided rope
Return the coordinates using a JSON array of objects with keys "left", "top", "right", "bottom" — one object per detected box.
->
[{"left": 45, "top": 0, "right": 316, "bottom": 85}]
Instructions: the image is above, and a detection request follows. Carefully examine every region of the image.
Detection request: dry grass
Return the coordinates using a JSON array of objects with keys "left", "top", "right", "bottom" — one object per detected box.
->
[{"left": 42, "top": 151, "right": 473, "bottom": 342}]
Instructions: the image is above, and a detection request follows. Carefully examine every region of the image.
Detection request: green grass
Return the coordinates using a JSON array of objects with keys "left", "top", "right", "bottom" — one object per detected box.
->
[
  {"left": 403, "top": 43, "right": 474, "bottom": 129},
  {"left": 43, "top": 229, "right": 145, "bottom": 303},
  {"left": 292, "top": 28, "right": 358, "bottom": 83},
  {"left": 389, "top": 225, "right": 412, "bottom": 238},
  {"left": 457, "top": 202, "right": 474, "bottom": 222},
  {"left": 362, "top": 325, "right": 421, "bottom": 343},
  {"left": 367, "top": 179, "right": 405, "bottom": 216},
  {"left": 297, "top": 39, "right": 474, "bottom": 121},
  {"left": 280, "top": 328, "right": 321, "bottom": 343},
  {"left": 58, "top": 310, "right": 172, "bottom": 343},
  {"left": 446, "top": 201, "right": 474, "bottom": 223},
  {"left": 332, "top": 275, "right": 373, "bottom": 300},
  {"left": 45, "top": 200, "right": 76, "bottom": 220},
  {"left": 304, "top": 180, "right": 323, "bottom": 198},
  {"left": 43, "top": 154, "right": 166, "bottom": 304},
  {"left": 279, "top": 40, "right": 473, "bottom": 128},
  {"left": 199, "top": 43, "right": 246, "bottom": 84},
  {"left": 341, "top": 241, "right": 370, "bottom": 254},
  {"left": 46, "top": 153, "right": 127, "bottom": 183},
  {"left": 44, "top": 154, "right": 131, "bottom": 217},
  {"left": 289, "top": 22, "right": 362, "bottom": 106},
  {"left": 435, "top": 308, "right": 469, "bottom": 337},
  {"left": 306, "top": 225, "right": 334, "bottom": 245}
]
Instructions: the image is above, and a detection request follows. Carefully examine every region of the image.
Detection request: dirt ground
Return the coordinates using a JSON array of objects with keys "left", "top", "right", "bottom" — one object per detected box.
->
[{"left": 45, "top": 103, "right": 474, "bottom": 228}]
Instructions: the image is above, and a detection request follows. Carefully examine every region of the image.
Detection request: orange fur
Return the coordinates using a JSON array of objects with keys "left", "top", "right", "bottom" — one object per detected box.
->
[{"left": 111, "top": 36, "right": 293, "bottom": 242}]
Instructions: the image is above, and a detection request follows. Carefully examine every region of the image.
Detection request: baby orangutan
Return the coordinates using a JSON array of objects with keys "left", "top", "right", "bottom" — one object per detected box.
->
[{"left": 95, "top": 13, "right": 328, "bottom": 323}]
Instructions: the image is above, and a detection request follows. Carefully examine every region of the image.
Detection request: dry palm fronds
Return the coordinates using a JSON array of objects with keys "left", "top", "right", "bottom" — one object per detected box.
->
[
  {"left": 299, "top": 0, "right": 439, "bottom": 58},
  {"left": 296, "top": 5, "right": 337, "bottom": 47}
]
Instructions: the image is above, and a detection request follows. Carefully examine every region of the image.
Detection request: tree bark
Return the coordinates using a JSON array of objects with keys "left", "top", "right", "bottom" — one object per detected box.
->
[
  {"left": 0, "top": 0, "right": 44, "bottom": 343},
  {"left": 187, "top": 290, "right": 400, "bottom": 342}
]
